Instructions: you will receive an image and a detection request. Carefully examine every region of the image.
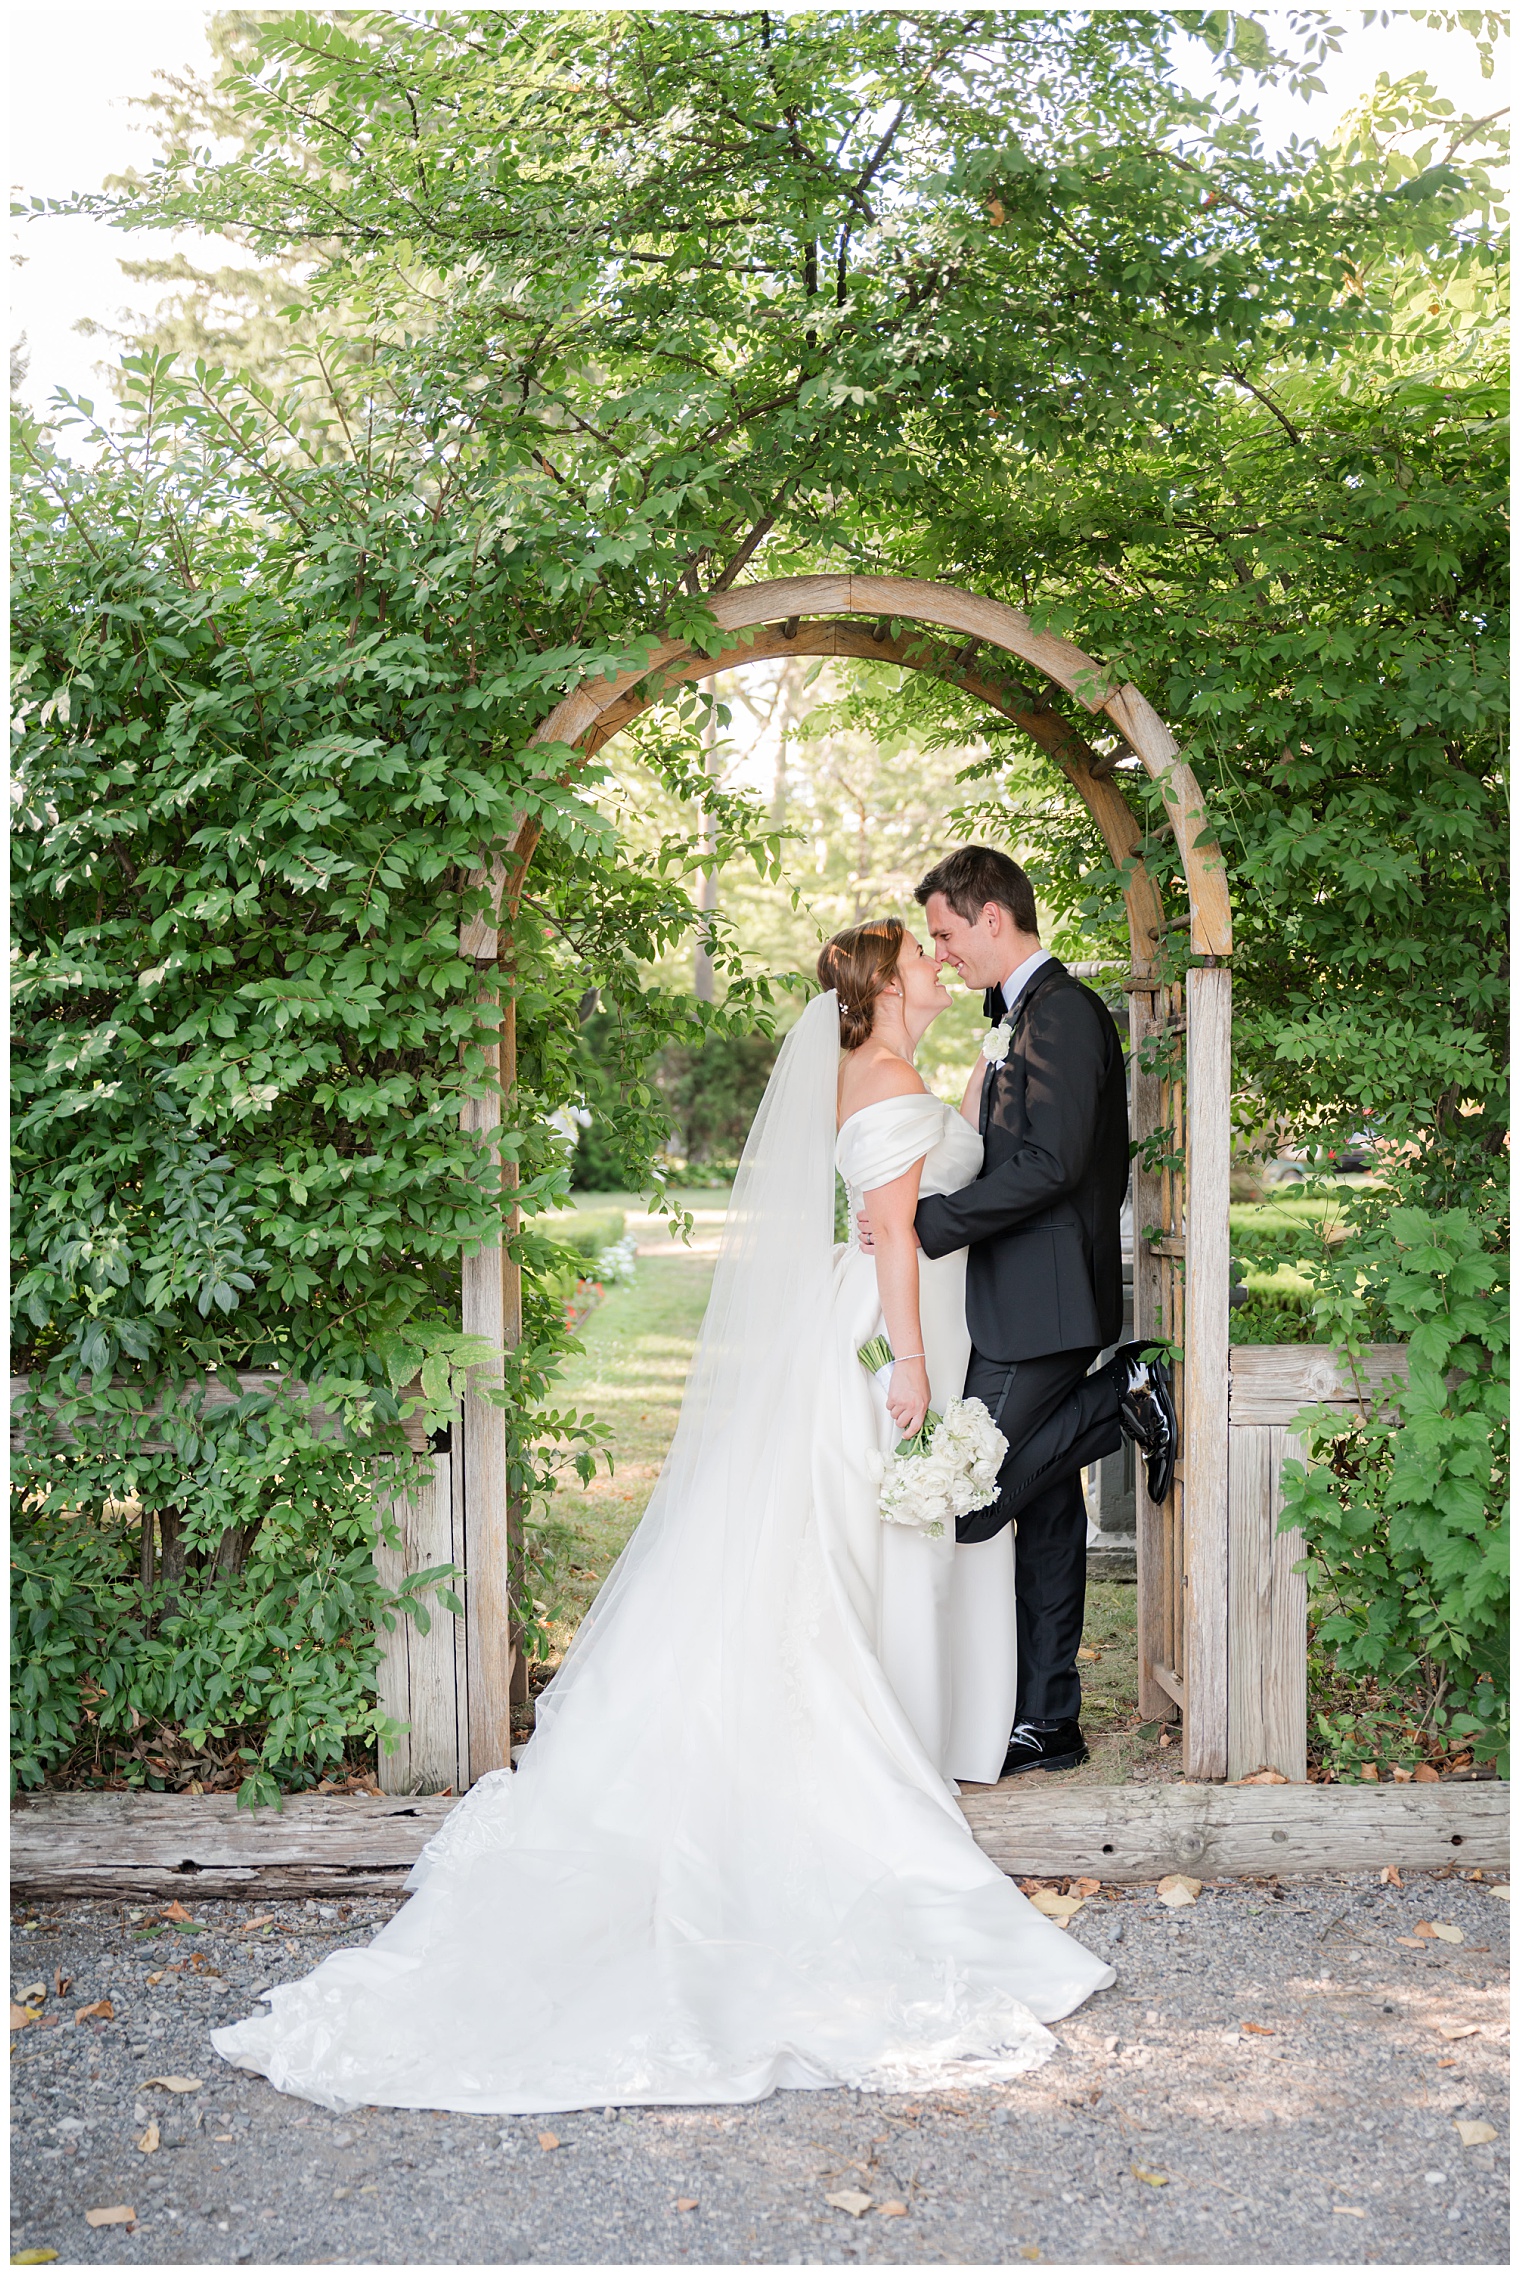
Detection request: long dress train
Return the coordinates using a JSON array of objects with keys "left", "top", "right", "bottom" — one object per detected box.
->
[{"left": 212, "top": 994, "right": 1114, "bottom": 2112}]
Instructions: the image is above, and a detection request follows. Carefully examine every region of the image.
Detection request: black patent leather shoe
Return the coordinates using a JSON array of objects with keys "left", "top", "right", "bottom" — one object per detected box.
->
[
  {"left": 1000, "top": 1718, "right": 1090, "bottom": 1778},
  {"left": 1115, "top": 1351, "right": 1178, "bottom": 1506}
]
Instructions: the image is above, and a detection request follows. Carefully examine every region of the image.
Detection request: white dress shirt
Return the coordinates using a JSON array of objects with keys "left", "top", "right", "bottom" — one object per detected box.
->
[{"left": 999, "top": 946, "right": 1055, "bottom": 1017}]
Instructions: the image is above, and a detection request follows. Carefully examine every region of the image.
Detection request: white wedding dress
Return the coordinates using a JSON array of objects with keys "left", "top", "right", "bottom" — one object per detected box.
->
[
  {"left": 213, "top": 994, "right": 1114, "bottom": 2113},
  {"left": 829, "top": 1092, "right": 1020, "bottom": 1785}
]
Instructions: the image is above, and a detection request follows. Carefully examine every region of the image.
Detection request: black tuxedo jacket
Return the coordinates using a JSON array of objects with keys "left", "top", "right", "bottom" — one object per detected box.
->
[{"left": 914, "top": 961, "right": 1129, "bottom": 1363}]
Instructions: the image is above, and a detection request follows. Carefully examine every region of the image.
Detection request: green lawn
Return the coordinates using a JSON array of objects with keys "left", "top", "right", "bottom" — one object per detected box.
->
[{"left": 535, "top": 1234, "right": 717, "bottom": 1666}]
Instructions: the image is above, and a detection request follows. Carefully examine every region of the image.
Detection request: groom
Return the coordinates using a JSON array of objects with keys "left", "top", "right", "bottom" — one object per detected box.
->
[{"left": 908, "top": 846, "right": 1175, "bottom": 1779}]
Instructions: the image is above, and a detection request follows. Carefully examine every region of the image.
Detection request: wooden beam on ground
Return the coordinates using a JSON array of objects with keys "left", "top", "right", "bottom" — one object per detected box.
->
[
  {"left": 958, "top": 1780, "right": 1507, "bottom": 1882},
  {"left": 11, "top": 1783, "right": 1505, "bottom": 1901},
  {"left": 9, "top": 1793, "right": 458, "bottom": 1901}
]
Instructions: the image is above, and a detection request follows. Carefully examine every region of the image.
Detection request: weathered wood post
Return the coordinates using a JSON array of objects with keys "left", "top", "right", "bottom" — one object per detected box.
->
[
  {"left": 375, "top": 871, "right": 517, "bottom": 1795},
  {"left": 1184, "top": 958, "right": 1232, "bottom": 1780},
  {"left": 1103, "top": 683, "right": 1233, "bottom": 1780},
  {"left": 455, "top": 880, "right": 517, "bottom": 1782}
]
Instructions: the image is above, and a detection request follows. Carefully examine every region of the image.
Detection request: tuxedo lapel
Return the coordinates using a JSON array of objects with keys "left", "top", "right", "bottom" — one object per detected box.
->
[
  {"left": 977, "top": 962, "right": 1068, "bottom": 1148},
  {"left": 978, "top": 1045, "right": 1000, "bottom": 1138}
]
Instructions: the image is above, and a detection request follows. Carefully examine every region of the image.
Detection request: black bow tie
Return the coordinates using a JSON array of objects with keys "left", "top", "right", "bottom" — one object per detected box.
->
[{"left": 983, "top": 985, "right": 1006, "bottom": 1022}]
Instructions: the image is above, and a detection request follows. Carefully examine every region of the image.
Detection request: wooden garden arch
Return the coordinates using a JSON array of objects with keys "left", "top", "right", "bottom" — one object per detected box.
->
[{"left": 380, "top": 576, "right": 1235, "bottom": 1792}]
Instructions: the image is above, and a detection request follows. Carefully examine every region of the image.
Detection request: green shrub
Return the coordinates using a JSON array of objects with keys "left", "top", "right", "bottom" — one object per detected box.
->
[
  {"left": 571, "top": 1019, "right": 778, "bottom": 1187},
  {"left": 1278, "top": 1204, "right": 1509, "bottom": 1778},
  {"left": 551, "top": 1212, "right": 628, "bottom": 1265},
  {"left": 653, "top": 1030, "right": 780, "bottom": 1172},
  {"left": 1229, "top": 1265, "right": 1316, "bottom": 1346},
  {"left": 8, "top": 1382, "right": 463, "bottom": 1806}
]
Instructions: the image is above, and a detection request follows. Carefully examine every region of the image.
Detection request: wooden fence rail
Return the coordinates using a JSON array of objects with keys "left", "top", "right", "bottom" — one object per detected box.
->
[{"left": 1225, "top": 1342, "right": 1410, "bottom": 1783}]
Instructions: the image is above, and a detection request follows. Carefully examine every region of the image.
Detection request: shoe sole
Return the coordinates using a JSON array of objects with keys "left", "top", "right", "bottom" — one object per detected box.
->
[{"left": 1001, "top": 1748, "right": 1090, "bottom": 1779}]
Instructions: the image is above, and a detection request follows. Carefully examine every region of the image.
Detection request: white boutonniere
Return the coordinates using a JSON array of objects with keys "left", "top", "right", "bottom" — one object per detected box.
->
[{"left": 980, "top": 1021, "right": 1012, "bottom": 1067}]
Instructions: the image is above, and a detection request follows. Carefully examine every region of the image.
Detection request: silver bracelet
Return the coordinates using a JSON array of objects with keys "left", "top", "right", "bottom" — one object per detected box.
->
[{"left": 892, "top": 1352, "right": 925, "bottom": 1364}]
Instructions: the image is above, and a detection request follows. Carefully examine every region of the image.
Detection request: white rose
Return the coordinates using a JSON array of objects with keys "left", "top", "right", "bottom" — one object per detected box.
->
[{"left": 980, "top": 1022, "right": 1012, "bottom": 1066}]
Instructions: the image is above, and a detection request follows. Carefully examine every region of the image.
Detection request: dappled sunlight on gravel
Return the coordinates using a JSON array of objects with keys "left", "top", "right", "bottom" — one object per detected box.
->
[{"left": 9, "top": 1869, "right": 1505, "bottom": 2264}]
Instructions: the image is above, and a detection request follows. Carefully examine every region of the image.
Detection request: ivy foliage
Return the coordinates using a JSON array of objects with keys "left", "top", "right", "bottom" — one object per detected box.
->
[{"left": 1279, "top": 1203, "right": 1509, "bottom": 1777}]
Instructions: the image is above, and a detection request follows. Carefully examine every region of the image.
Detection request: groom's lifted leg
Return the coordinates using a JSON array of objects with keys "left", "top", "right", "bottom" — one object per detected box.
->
[{"left": 959, "top": 1340, "right": 1178, "bottom": 1778}]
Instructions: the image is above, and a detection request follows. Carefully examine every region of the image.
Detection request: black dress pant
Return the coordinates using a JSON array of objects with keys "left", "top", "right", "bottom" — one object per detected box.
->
[{"left": 958, "top": 1346, "right": 1123, "bottom": 1729}]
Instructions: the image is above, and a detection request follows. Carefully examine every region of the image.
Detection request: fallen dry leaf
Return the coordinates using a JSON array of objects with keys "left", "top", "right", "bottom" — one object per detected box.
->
[
  {"left": 1072, "top": 1877, "right": 1102, "bottom": 1898},
  {"left": 1240, "top": 2021, "right": 1276, "bottom": 2036},
  {"left": 17, "top": 1984, "right": 46, "bottom": 2005},
  {"left": 240, "top": 1915, "right": 277, "bottom": 1934},
  {"left": 879, "top": 2201, "right": 908, "bottom": 2216},
  {"left": 1437, "top": 2059, "right": 1458, "bottom": 2069},
  {"left": 1396, "top": 1936, "right": 1426, "bottom": 1948},
  {"left": 1391, "top": 1766, "right": 1414, "bottom": 1782},
  {"left": 140, "top": 2076, "right": 202, "bottom": 2094},
  {"left": 212, "top": 2134, "right": 233, "bottom": 2144},
  {"left": 52, "top": 1971, "right": 71, "bottom": 1998},
  {"left": 1018, "top": 2249, "right": 1040, "bottom": 2263},
  {"left": 10, "top": 2250, "right": 60, "bottom": 2264},
  {"left": 1156, "top": 1874, "right": 1202, "bottom": 1908},
  {"left": 83, "top": 2207, "right": 135, "bottom": 2229},
  {"left": 135, "top": 2123, "right": 159, "bottom": 2155},
  {"left": 159, "top": 1902, "right": 194, "bottom": 1924},
  {"left": 1237, "top": 1767, "right": 1289, "bottom": 1786},
  {"left": 536, "top": 2131, "right": 559, "bottom": 2152},
  {"left": 1487, "top": 1884, "right": 1511, "bottom": 1900},
  {"left": 1454, "top": 2120, "right": 1497, "bottom": 2148},
  {"left": 824, "top": 2190, "right": 874, "bottom": 2218},
  {"left": 1360, "top": 1764, "right": 1380, "bottom": 1782},
  {"left": 1412, "top": 1763, "right": 1440, "bottom": 1782},
  {"left": 674, "top": 2198, "right": 698, "bottom": 2212},
  {"left": 1379, "top": 1865, "right": 1404, "bottom": 1887},
  {"left": 1421, "top": 1921, "right": 1464, "bottom": 1945},
  {"left": 1029, "top": 1890, "right": 1085, "bottom": 1922},
  {"left": 10, "top": 2005, "right": 36, "bottom": 2033},
  {"left": 1131, "top": 2164, "right": 1168, "bottom": 2187},
  {"left": 74, "top": 2000, "right": 113, "bottom": 2025},
  {"left": 145, "top": 1971, "right": 166, "bottom": 1987},
  {"left": 1076, "top": 1647, "right": 1099, "bottom": 1662},
  {"left": 1436, "top": 2022, "right": 1481, "bottom": 2041}
]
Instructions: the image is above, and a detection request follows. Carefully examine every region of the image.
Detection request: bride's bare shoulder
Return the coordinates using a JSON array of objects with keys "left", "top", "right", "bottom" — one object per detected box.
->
[{"left": 837, "top": 1047, "right": 929, "bottom": 1121}]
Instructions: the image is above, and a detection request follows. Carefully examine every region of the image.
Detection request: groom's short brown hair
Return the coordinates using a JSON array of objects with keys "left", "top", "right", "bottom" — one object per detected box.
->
[{"left": 916, "top": 845, "right": 1038, "bottom": 935}]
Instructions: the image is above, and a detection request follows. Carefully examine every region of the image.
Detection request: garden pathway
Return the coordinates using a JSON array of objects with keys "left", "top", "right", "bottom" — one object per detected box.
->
[{"left": 9, "top": 1872, "right": 1507, "bottom": 2265}]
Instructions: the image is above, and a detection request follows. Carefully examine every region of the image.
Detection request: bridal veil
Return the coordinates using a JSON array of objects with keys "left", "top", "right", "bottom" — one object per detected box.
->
[{"left": 213, "top": 990, "right": 1114, "bottom": 2112}]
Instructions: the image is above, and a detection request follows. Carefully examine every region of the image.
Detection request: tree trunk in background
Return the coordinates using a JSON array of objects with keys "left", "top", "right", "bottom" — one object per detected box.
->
[
  {"left": 694, "top": 698, "right": 718, "bottom": 1002},
  {"left": 155, "top": 1507, "right": 186, "bottom": 1604}
]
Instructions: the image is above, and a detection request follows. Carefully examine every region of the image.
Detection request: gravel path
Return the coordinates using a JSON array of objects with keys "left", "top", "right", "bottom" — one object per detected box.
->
[{"left": 10, "top": 1868, "right": 1507, "bottom": 2265}]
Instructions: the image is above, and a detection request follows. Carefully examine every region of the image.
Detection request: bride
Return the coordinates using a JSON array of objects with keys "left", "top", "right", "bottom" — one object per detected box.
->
[{"left": 213, "top": 918, "right": 1115, "bottom": 2113}]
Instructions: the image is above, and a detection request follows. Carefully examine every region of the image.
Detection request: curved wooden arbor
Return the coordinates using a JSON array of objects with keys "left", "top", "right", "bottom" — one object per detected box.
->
[{"left": 379, "top": 576, "right": 1235, "bottom": 1792}]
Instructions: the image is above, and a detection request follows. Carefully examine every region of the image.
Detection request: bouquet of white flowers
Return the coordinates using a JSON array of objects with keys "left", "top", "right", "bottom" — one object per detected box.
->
[{"left": 857, "top": 1336, "right": 1009, "bottom": 1539}]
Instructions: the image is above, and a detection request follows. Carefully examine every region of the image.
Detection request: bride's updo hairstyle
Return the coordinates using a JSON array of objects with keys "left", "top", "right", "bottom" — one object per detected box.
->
[{"left": 817, "top": 917, "right": 906, "bottom": 1050}]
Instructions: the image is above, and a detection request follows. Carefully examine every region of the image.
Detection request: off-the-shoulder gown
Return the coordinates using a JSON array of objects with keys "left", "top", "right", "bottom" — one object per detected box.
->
[
  {"left": 213, "top": 1040, "right": 1113, "bottom": 2114},
  {"left": 828, "top": 1092, "right": 1019, "bottom": 1785}
]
